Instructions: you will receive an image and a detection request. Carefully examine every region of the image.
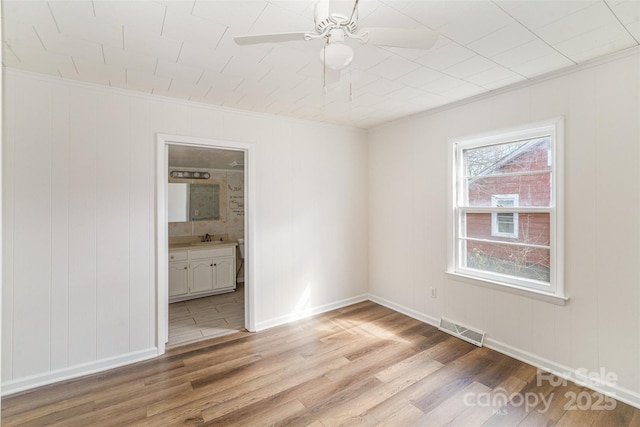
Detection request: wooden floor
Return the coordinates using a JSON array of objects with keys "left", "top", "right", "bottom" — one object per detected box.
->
[{"left": 2, "top": 301, "right": 639, "bottom": 426}]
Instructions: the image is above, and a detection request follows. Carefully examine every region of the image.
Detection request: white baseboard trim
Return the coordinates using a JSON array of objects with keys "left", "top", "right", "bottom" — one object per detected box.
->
[
  {"left": 1, "top": 347, "right": 159, "bottom": 396},
  {"left": 484, "top": 338, "right": 640, "bottom": 410},
  {"left": 3, "top": 294, "right": 370, "bottom": 396},
  {"left": 367, "top": 293, "right": 640, "bottom": 410},
  {"left": 255, "top": 293, "right": 369, "bottom": 331},
  {"left": 367, "top": 293, "right": 441, "bottom": 328},
  {"left": 5, "top": 296, "right": 640, "bottom": 411}
]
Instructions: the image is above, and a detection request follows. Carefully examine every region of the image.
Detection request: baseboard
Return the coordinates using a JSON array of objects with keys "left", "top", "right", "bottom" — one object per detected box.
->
[
  {"left": 255, "top": 293, "right": 369, "bottom": 331},
  {"left": 367, "top": 293, "right": 441, "bottom": 328},
  {"left": 484, "top": 338, "right": 640, "bottom": 410},
  {"left": 5, "top": 296, "right": 640, "bottom": 411},
  {"left": 2, "top": 294, "right": 367, "bottom": 395},
  {"left": 1, "top": 347, "right": 159, "bottom": 396},
  {"left": 367, "top": 293, "right": 640, "bottom": 410}
]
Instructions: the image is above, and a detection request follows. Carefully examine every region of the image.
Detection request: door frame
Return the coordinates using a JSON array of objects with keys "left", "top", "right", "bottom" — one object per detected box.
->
[{"left": 156, "top": 133, "right": 256, "bottom": 354}]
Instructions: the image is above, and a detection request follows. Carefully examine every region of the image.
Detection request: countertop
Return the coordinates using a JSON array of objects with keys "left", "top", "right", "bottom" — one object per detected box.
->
[{"left": 169, "top": 241, "right": 238, "bottom": 251}]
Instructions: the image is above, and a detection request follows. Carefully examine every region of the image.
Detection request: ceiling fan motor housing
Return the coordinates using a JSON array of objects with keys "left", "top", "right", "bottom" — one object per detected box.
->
[
  {"left": 327, "top": 28, "right": 346, "bottom": 44},
  {"left": 316, "top": 14, "right": 358, "bottom": 35}
]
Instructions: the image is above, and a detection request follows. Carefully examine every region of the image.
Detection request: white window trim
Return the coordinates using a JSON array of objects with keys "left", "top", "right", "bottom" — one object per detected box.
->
[
  {"left": 491, "top": 194, "right": 519, "bottom": 238},
  {"left": 447, "top": 117, "right": 566, "bottom": 303}
]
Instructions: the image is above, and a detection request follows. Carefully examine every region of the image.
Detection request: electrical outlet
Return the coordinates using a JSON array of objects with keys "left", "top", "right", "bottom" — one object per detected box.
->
[{"left": 431, "top": 288, "right": 437, "bottom": 298}]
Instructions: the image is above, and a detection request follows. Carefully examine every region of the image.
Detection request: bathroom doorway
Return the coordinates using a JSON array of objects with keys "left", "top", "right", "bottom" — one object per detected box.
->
[{"left": 156, "top": 134, "right": 255, "bottom": 354}]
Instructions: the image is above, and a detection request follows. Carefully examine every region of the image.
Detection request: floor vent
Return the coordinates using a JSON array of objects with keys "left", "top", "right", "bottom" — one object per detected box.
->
[{"left": 438, "top": 318, "right": 485, "bottom": 347}]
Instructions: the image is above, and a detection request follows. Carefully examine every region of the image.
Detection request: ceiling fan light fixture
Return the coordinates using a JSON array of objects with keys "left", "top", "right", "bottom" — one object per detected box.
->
[{"left": 321, "top": 42, "right": 354, "bottom": 71}]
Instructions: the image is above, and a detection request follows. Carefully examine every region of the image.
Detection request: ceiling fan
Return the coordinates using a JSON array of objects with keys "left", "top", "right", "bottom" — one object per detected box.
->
[{"left": 234, "top": 0, "right": 438, "bottom": 80}]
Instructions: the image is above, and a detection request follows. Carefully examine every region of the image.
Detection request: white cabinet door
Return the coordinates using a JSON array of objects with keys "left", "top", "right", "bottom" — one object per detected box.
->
[
  {"left": 214, "top": 257, "right": 235, "bottom": 290},
  {"left": 168, "top": 261, "right": 189, "bottom": 297},
  {"left": 169, "top": 247, "right": 236, "bottom": 302},
  {"left": 190, "top": 259, "right": 214, "bottom": 293}
]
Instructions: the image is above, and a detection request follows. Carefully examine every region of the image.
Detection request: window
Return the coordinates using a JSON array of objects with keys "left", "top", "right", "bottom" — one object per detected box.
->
[
  {"left": 491, "top": 194, "right": 519, "bottom": 238},
  {"left": 449, "top": 118, "right": 564, "bottom": 299}
]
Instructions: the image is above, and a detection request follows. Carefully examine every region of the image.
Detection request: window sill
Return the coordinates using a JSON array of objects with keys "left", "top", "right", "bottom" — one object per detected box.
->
[{"left": 445, "top": 271, "right": 568, "bottom": 306}]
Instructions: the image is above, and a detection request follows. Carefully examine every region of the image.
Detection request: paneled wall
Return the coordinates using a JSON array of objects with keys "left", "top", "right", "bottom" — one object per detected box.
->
[
  {"left": 2, "top": 71, "right": 368, "bottom": 391},
  {"left": 368, "top": 51, "right": 640, "bottom": 404},
  {"left": 6, "top": 53, "right": 637, "bottom": 403}
]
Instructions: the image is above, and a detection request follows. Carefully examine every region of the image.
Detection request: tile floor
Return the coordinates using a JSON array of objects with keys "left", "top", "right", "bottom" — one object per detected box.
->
[{"left": 168, "top": 284, "right": 245, "bottom": 348}]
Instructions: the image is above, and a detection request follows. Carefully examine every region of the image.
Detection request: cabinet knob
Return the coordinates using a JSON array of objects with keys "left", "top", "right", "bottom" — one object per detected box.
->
[
  {"left": 214, "top": 263, "right": 217, "bottom": 267},
  {"left": 210, "top": 263, "right": 213, "bottom": 267},
  {"left": 170, "top": 256, "right": 174, "bottom": 260},
  {"left": 184, "top": 266, "right": 187, "bottom": 270}
]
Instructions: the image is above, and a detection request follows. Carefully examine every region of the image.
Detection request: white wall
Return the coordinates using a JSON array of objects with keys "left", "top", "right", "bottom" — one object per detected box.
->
[
  {"left": 368, "top": 50, "right": 640, "bottom": 406},
  {"left": 5, "top": 52, "right": 638, "bottom": 405},
  {"left": 2, "top": 71, "right": 368, "bottom": 392}
]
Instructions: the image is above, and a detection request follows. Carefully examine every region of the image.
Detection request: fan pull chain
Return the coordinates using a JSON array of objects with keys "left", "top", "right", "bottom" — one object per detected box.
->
[
  {"left": 348, "top": 0, "right": 360, "bottom": 25},
  {"left": 322, "top": 42, "right": 327, "bottom": 94}
]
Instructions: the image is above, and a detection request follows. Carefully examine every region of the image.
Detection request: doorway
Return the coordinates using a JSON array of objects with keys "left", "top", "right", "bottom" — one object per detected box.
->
[{"left": 156, "top": 134, "right": 255, "bottom": 355}]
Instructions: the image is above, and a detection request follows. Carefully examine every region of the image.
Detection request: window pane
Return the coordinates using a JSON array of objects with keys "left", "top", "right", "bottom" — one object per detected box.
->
[
  {"left": 464, "top": 213, "right": 550, "bottom": 245},
  {"left": 497, "top": 213, "right": 514, "bottom": 233},
  {"left": 464, "top": 137, "right": 551, "bottom": 178},
  {"left": 466, "top": 173, "right": 551, "bottom": 207},
  {"left": 464, "top": 240, "right": 551, "bottom": 283},
  {"left": 496, "top": 199, "right": 514, "bottom": 207}
]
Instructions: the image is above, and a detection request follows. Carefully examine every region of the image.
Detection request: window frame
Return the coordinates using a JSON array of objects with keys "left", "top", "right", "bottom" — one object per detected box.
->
[{"left": 448, "top": 118, "right": 565, "bottom": 302}]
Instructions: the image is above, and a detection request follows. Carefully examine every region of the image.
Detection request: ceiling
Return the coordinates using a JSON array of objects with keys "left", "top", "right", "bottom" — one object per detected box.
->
[
  {"left": 3, "top": 1, "right": 639, "bottom": 129},
  {"left": 168, "top": 145, "right": 245, "bottom": 170}
]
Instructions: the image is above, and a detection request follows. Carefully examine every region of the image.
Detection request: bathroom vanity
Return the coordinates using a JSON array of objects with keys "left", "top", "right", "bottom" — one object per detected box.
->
[{"left": 168, "top": 242, "right": 237, "bottom": 303}]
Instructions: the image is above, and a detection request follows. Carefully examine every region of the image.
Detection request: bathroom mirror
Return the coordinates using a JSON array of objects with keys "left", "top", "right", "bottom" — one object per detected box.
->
[
  {"left": 168, "top": 183, "right": 220, "bottom": 222},
  {"left": 189, "top": 183, "right": 220, "bottom": 221}
]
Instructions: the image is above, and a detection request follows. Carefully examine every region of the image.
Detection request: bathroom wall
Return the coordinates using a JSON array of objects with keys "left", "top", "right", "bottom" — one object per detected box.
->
[
  {"left": 2, "top": 70, "right": 368, "bottom": 393},
  {"left": 368, "top": 49, "right": 640, "bottom": 406},
  {"left": 168, "top": 168, "right": 244, "bottom": 242},
  {"left": 168, "top": 168, "right": 245, "bottom": 280}
]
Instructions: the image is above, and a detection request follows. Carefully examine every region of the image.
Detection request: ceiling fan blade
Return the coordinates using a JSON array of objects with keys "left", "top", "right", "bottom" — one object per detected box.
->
[
  {"left": 360, "top": 27, "right": 438, "bottom": 49},
  {"left": 315, "top": 0, "right": 330, "bottom": 26},
  {"left": 234, "top": 32, "right": 309, "bottom": 45}
]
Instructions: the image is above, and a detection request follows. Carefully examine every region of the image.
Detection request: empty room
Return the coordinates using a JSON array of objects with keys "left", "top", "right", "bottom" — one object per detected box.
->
[{"left": 2, "top": 0, "right": 639, "bottom": 425}]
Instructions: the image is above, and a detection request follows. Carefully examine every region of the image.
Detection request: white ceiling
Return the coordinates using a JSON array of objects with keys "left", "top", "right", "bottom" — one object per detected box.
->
[{"left": 3, "top": 0, "right": 639, "bottom": 128}]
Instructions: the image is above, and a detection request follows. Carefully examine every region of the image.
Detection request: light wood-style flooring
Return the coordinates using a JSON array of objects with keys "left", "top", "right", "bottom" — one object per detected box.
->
[
  {"left": 168, "top": 285, "right": 245, "bottom": 348},
  {"left": 2, "top": 301, "right": 639, "bottom": 426}
]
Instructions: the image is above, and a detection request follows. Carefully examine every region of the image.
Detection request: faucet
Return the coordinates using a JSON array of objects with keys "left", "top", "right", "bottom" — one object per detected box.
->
[{"left": 203, "top": 233, "right": 211, "bottom": 242}]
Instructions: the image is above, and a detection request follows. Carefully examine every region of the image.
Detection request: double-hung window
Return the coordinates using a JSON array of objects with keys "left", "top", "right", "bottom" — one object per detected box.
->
[{"left": 449, "top": 118, "right": 564, "bottom": 300}]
